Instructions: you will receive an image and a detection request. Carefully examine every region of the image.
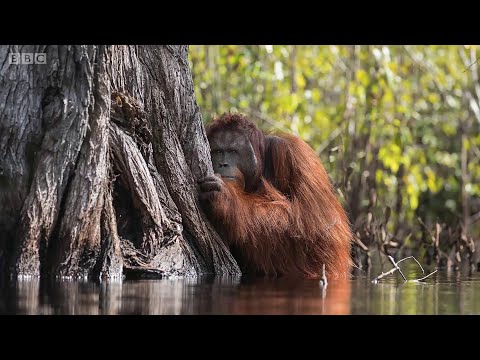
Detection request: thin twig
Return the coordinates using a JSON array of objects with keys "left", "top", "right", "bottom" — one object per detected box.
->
[
  {"left": 372, "top": 254, "right": 438, "bottom": 284},
  {"left": 320, "top": 264, "right": 327, "bottom": 296},
  {"left": 388, "top": 255, "right": 407, "bottom": 281},
  {"left": 411, "top": 270, "right": 438, "bottom": 282},
  {"left": 320, "top": 264, "right": 328, "bottom": 288},
  {"left": 372, "top": 255, "right": 431, "bottom": 283},
  {"left": 463, "top": 56, "right": 480, "bottom": 73},
  {"left": 417, "top": 217, "right": 430, "bottom": 232},
  {"left": 396, "top": 256, "right": 425, "bottom": 274},
  {"left": 352, "top": 263, "right": 367, "bottom": 273}
]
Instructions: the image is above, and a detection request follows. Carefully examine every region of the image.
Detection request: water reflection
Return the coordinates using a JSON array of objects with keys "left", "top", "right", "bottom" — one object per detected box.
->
[
  {"left": 1, "top": 268, "right": 480, "bottom": 315},
  {"left": 350, "top": 267, "right": 480, "bottom": 315},
  {"left": 0, "top": 276, "right": 351, "bottom": 315}
]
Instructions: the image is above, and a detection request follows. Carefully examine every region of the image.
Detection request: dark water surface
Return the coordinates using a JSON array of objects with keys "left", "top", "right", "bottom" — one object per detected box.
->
[{"left": 1, "top": 265, "right": 480, "bottom": 315}]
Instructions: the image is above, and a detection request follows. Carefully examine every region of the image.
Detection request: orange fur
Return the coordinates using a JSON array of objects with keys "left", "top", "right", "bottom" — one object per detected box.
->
[{"left": 206, "top": 114, "right": 352, "bottom": 279}]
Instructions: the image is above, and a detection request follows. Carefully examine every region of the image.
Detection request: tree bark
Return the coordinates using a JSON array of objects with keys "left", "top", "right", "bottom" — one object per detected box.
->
[{"left": 0, "top": 45, "right": 240, "bottom": 279}]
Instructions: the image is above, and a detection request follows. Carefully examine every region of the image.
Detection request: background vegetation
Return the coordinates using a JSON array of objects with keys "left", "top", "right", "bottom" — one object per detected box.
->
[{"left": 189, "top": 45, "right": 480, "bottom": 271}]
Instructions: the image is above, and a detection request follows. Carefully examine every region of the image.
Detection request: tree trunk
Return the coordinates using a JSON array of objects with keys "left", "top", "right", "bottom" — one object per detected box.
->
[{"left": 0, "top": 45, "right": 240, "bottom": 279}]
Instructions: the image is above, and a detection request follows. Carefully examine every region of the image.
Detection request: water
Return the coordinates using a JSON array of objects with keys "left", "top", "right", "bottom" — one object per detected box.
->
[{"left": 1, "top": 265, "right": 480, "bottom": 315}]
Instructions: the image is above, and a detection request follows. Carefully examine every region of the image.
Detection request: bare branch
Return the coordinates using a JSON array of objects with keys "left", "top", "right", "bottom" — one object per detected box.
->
[
  {"left": 463, "top": 56, "right": 480, "bottom": 73},
  {"left": 466, "top": 91, "right": 480, "bottom": 123},
  {"left": 396, "top": 256, "right": 425, "bottom": 274},
  {"left": 388, "top": 255, "right": 407, "bottom": 281},
  {"left": 319, "top": 264, "right": 328, "bottom": 288},
  {"left": 417, "top": 217, "right": 429, "bottom": 231},
  {"left": 371, "top": 266, "right": 399, "bottom": 283},
  {"left": 411, "top": 270, "right": 438, "bottom": 282},
  {"left": 372, "top": 255, "right": 431, "bottom": 283}
]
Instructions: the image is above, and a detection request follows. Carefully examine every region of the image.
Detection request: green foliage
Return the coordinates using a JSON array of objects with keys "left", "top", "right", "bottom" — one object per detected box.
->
[{"left": 189, "top": 45, "right": 480, "bottom": 248}]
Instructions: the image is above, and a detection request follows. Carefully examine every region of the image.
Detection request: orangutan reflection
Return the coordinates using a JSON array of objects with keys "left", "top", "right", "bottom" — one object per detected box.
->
[{"left": 212, "top": 277, "right": 352, "bottom": 315}]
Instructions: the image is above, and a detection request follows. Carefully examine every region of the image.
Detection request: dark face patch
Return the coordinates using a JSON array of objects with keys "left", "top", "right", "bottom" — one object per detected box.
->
[{"left": 208, "top": 130, "right": 257, "bottom": 189}]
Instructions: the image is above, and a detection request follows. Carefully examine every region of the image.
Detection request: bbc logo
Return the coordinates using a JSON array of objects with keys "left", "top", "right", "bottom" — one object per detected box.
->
[{"left": 9, "top": 53, "right": 47, "bottom": 65}]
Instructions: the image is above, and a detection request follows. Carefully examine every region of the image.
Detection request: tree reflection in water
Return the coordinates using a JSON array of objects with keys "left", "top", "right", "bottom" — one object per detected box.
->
[
  {"left": 1, "top": 276, "right": 351, "bottom": 315},
  {"left": 2, "top": 269, "right": 480, "bottom": 315}
]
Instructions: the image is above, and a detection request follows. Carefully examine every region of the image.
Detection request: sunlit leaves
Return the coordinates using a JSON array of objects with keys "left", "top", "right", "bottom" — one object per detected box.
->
[
  {"left": 424, "top": 166, "right": 439, "bottom": 193},
  {"left": 379, "top": 144, "right": 402, "bottom": 173},
  {"left": 435, "top": 151, "right": 458, "bottom": 168},
  {"left": 356, "top": 69, "right": 370, "bottom": 87}
]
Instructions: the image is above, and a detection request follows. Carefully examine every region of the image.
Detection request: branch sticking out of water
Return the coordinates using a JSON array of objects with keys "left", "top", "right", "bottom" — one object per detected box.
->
[
  {"left": 387, "top": 255, "right": 407, "bottom": 281},
  {"left": 396, "top": 256, "right": 424, "bottom": 274},
  {"left": 411, "top": 270, "right": 438, "bottom": 282},
  {"left": 372, "top": 255, "right": 437, "bottom": 284},
  {"left": 371, "top": 265, "right": 400, "bottom": 284},
  {"left": 319, "top": 264, "right": 328, "bottom": 288}
]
